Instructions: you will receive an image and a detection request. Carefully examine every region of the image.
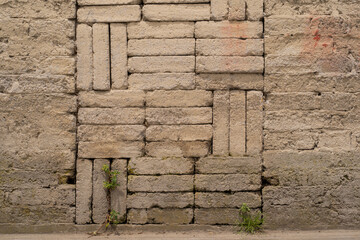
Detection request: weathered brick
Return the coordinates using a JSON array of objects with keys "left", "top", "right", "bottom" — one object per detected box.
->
[
  {"left": 146, "top": 141, "right": 210, "bottom": 157},
  {"left": 213, "top": 91, "right": 230, "bottom": 156},
  {"left": 197, "top": 56, "right": 264, "bottom": 73},
  {"left": 128, "top": 157, "right": 193, "bottom": 175},
  {"left": 196, "top": 39, "right": 263, "bottom": 56},
  {"left": 75, "top": 159, "right": 92, "bottom": 224},
  {"left": 318, "top": 130, "right": 354, "bottom": 151},
  {"left": 128, "top": 175, "right": 194, "bottom": 192},
  {"left": 77, "top": 5, "right": 141, "bottom": 23},
  {"left": 195, "top": 208, "right": 239, "bottom": 225},
  {"left": 76, "top": 24, "right": 92, "bottom": 91},
  {"left": 128, "top": 39, "right": 195, "bottom": 56},
  {"left": 264, "top": 130, "right": 318, "bottom": 151},
  {"left": 246, "top": 0, "right": 263, "bottom": 20},
  {"left": 195, "top": 192, "right": 261, "bottom": 208},
  {"left": 93, "top": 159, "right": 109, "bottom": 224},
  {"left": 78, "top": 142, "right": 144, "bottom": 158},
  {"left": 211, "top": 0, "right": 228, "bottom": 20},
  {"left": 128, "top": 208, "right": 193, "bottom": 224},
  {"left": 127, "top": 193, "right": 194, "bottom": 208},
  {"left": 78, "top": 0, "right": 141, "bottom": 5},
  {"left": 229, "top": 0, "right": 245, "bottom": 20},
  {"left": 143, "top": 4, "right": 210, "bottom": 21},
  {"left": 247, "top": 91, "right": 263, "bottom": 155},
  {"left": 146, "top": 90, "right": 212, "bottom": 107},
  {"left": 196, "top": 74, "right": 263, "bottom": 90},
  {"left": 230, "top": 90, "right": 246, "bottom": 156},
  {"left": 146, "top": 125, "right": 212, "bottom": 141},
  {"left": 110, "top": 159, "right": 127, "bottom": 223},
  {"left": 129, "top": 73, "right": 195, "bottom": 90},
  {"left": 128, "top": 56, "right": 195, "bottom": 73},
  {"left": 146, "top": 107, "right": 212, "bottom": 124},
  {"left": 111, "top": 24, "right": 128, "bottom": 89},
  {"left": 195, "top": 174, "right": 261, "bottom": 191},
  {"left": 78, "top": 125, "right": 145, "bottom": 142},
  {"left": 78, "top": 91, "right": 145, "bottom": 108},
  {"left": 196, "top": 156, "right": 261, "bottom": 174},
  {"left": 265, "top": 93, "right": 321, "bottom": 111},
  {"left": 78, "top": 108, "right": 145, "bottom": 125},
  {"left": 128, "top": 22, "right": 194, "bottom": 39}
]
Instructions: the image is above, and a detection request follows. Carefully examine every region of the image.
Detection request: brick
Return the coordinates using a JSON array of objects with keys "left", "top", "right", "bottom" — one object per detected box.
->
[
  {"left": 93, "top": 159, "right": 109, "bottom": 224},
  {"left": 246, "top": 0, "right": 263, "bottom": 20},
  {"left": 196, "top": 39, "right": 263, "bottom": 56},
  {"left": 195, "top": 208, "right": 239, "bottom": 225},
  {"left": 197, "top": 56, "right": 264, "bottom": 73},
  {"left": 78, "top": 91, "right": 145, "bottom": 108},
  {"left": 196, "top": 74, "right": 263, "bottom": 90},
  {"left": 128, "top": 56, "right": 195, "bottom": 73},
  {"left": 230, "top": 91, "right": 246, "bottom": 156},
  {"left": 213, "top": 91, "right": 229, "bottom": 156},
  {"left": 229, "top": 0, "right": 245, "bottom": 20},
  {"left": 92, "top": 24, "right": 110, "bottom": 90},
  {"left": 195, "top": 174, "right": 261, "bottom": 191},
  {"left": 195, "top": 21, "right": 263, "bottom": 39},
  {"left": 195, "top": 192, "right": 261, "bottom": 208},
  {"left": 265, "top": 93, "right": 321, "bottom": 111},
  {"left": 127, "top": 193, "right": 194, "bottom": 208},
  {"left": 264, "top": 130, "right": 318, "bottom": 151},
  {"left": 143, "top": 4, "right": 210, "bottom": 21},
  {"left": 146, "top": 141, "right": 210, "bottom": 157},
  {"left": 129, "top": 73, "right": 195, "bottom": 90},
  {"left": 145, "top": 0, "right": 209, "bottom": 2},
  {"left": 128, "top": 157, "right": 193, "bottom": 175},
  {"left": 128, "top": 39, "right": 195, "bottom": 56},
  {"left": 75, "top": 159, "right": 92, "bottom": 224},
  {"left": 78, "top": 142, "right": 144, "bottom": 158},
  {"left": 211, "top": 0, "right": 228, "bottom": 20},
  {"left": 146, "top": 90, "right": 212, "bottom": 107},
  {"left": 110, "top": 24, "right": 128, "bottom": 89},
  {"left": 196, "top": 156, "right": 261, "bottom": 174},
  {"left": 247, "top": 91, "right": 263, "bottom": 155},
  {"left": 318, "top": 130, "right": 353, "bottom": 151},
  {"left": 78, "top": 108, "right": 145, "bottom": 125},
  {"left": 146, "top": 108, "right": 212, "bottom": 124},
  {"left": 78, "top": 0, "right": 141, "bottom": 5},
  {"left": 43, "top": 57, "right": 76, "bottom": 75},
  {"left": 76, "top": 24, "right": 92, "bottom": 91},
  {"left": 110, "top": 159, "right": 127, "bottom": 223},
  {"left": 78, "top": 125, "right": 145, "bottom": 142},
  {"left": 128, "top": 208, "right": 193, "bottom": 224},
  {"left": 128, "top": 22, "right": 194, "bottom": 39},
  {"left": 77, "top": 5, "right": 141, "bottom": 23},
  {"left": 146, "top": 125, "right": 212, "bottom": 141},
  {"left": 128, "top": 175, "right": 194, "bottom": 192}
]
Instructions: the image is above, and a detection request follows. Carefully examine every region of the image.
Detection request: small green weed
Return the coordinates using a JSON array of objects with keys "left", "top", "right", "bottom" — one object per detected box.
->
[
  {"left": 102, "top": 164, "right": 120, "bottom": 190},
  {"left": 237, "top": 203, "right": 264, "bottom": 234}
]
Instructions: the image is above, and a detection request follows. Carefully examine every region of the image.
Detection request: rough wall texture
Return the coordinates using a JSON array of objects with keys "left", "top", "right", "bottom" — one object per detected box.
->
[{"left": 0, "top": 0, "right": 359, "bottom": 230}]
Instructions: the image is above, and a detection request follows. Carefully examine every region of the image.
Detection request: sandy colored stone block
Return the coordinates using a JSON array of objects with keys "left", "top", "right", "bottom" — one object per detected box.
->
[
  {"left": 195, "top": 208, "right": 239, "bottom": 225},
  {"left": 93, "top": 159, "right": 110, "bottom": 224},
  {"left": 246, "top": 0, "right": 263, "bottom": 20},
  {"left": 146, "top": 90, "right": 212, "bottom": 107},
  {"left": 128, "top": 175, "right": 194, "bottom": 192},
  {"left": 78, "top": 5, "right": 141, "bottom": 23},
  {"left": 229, "top": 0, "right": 246, "bottom": 20},
  {"left": 128, "top": 39, "right": 195, "bottom": 56},
  {"left": 195, "top": 174, "right": 261, "bottom": 191},
  {"left": 129, "top": 73, "right": 195, "bottom": 90},
  {"left": 93, "top": 23, "right": 110, "bottom": 90},
  {"left": 127, "top": 193, "right": 194, "bottom": 209},
  {"left": 78, "top": 125, "right": 145, "bottom": 142},
  {"left": 264, "top": 130, "right": 318, "bottom": 151},
  {"left": 128, "top": 22, "right": 194, "bottom": 39},
  {"left": 78, "top": 108, "right": 145, "bottom": 125},
  {"left": 78, "top": 91, "right": 145, "bottom": 108},
  {"left": 146, "top": 107, "right": 212, "bottom": 124},
  {"left": 128, "top": 56, "right": 195, "bottom": 73},
  {"left": 196, "top": 192, "right": 261, "bottom": 208},
  {"left": 78, "top": 142, "right": 144, "bottom": 158},
  {"left": 146, "top": 141, "right": 210, "bottom": 157},
  {"left": 78, "top": 0, "right": 141, "bottom": 5},
  {"left": 265, "top": 93, "right": 321, "bottom": 111},
  {"left": 195, "top": 21, "right": 263, "bottom": 39},
  {"left": 43, "top": 57, "right": 76, "bottom": 75},
  {"left": 196, "top": 74, "right": 263, "bottom": 90},
  {"left": 230, "top": 90, "right": 246, "bottom": 156},
  {"left": 76, "top": 24, "right": 92, "bottom": 91},
  {"left": 247, "top": 91, "right": 263, "bottom": 155},
  {"left": 111, "top": 24, "right": 128, "bottom": 89},
  {"left": 318, "top": 130, "right": 353, "bottom": 151},
  {"left": 197, "top": 56, "right": 264, "bottom": 73},
  {"left": 211, "top": 0, "right": 228, "bottom": 20},
  {"left": 128, "top": 208, "right": 193, "bottom": 224},
  {"left": 128, "top": 157, "right": 193, "bottom": 175},
  {"left": 146, "top": 125, "right": 212, "bottom": 141},
  {"left": 110, "top": 159, "right": 127, "bottom": 223},
  {"left": 196, "top": 156, "right": 261, "bottom": 174},
  {"left": 143, "top": 4, "right": 210, "bottom": 21},
  {"left": 196, "top": 39, "right": 263, "bottom": 56},
  {"left": 213, "top": 91, "right": 230, "bottom": 156},
  {"left": 75, "top": 159, "right": 92, "bottom": 224}
]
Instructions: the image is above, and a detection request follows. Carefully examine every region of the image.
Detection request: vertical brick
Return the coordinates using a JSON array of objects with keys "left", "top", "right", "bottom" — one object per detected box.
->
[
  {"left": 93, "top": 159, "right": 110, "bottom": 224},
  {"left": 76, "top": 24, "right": 92, "bottom": 91},
  {"left": 230, "top": 90, "right": 246, "bottom": 156},
  {"left": 93, "top": 23, "right": 110, "bottom": 90},
  {"left": 76, "top": 159, "right": 92, "bottom": 224},
  {"left": 247, "top": 91, "right": 263, "bottom": 155},
  {"left": 211, "top": 0, "right": 228, "bottom": 20},
  {"left": 213, "top": 91, "right": 229, "bottom": 156},
  {"left": 110, "top": 24, "right": 128, "bottom": 89},
  {"left": 229, "top": 0, "right": 245, "bottom": 20},
  {"left": 110, "top": 159, "right": 127, "bottom": 222}
]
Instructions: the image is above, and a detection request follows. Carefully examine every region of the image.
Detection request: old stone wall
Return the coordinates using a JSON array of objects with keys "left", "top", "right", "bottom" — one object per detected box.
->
[{"left": 0, "top": 0, "right": 359, "bottom": 230}]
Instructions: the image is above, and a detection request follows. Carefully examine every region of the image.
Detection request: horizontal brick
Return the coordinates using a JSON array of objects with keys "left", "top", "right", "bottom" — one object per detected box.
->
[
  {"left": 78, "top": 108, "right": 144, "bottom": 125},
  {"left": 264, "top": 130, "right": 318, "bottom": 151},
  {"left": 128, "top": 22, "right": 194, "bottom": 39},
  {"left": 128, "top": 208, "right": 193, "bottom": 224},
  {"left": 128, "top": 157, "right": 193, "bottom": 175},
  {"left": 195, "top": 192, "right": 261, "bottom": 208},
  {"left": 127, "top": 193, "right": 194, "bottom": 208},
  {"left": 196, "top": 39, "right": 263, "bottom": 56},
  {"left": 128, "top": 39, "right": 195, "bottom": 56},
  {"left": 145, "top": 0, "right": 209, "bottom": 2},
  {"left": 195, "top": 21, "right": 263, "bottom": 38},
  {"left": 128, "top": 73, "right": 195, "bottom": 91},
  {"left": 78, "top": 91, "right": 145, "bottom": 107},
  {"left": 77, "top": 5, "right": 141, "bottom": 23},
  {"left": 196, "top": 156, "right": 261, "bottom": 174},
  {"left": 143, "top": 4, "right": 210, "bottom": 21},
  {"left": 77, "top": 125, "right": 145, "bottom": 142},
  {"left": 146, "top": 108, "right": 212, "bottom": 124},
  {"left": 197, "top": 56, "right": 264, "bottom": 73},
  {"left": 128, "top": 56, "right": 195, "bottom": 73},
  {"left": 195, "top": 174, "right": 261, "bottom": 191},
  {"left": 146, "top": 125, "right": 212, "bottom": 141},
  {"left": 196, "top": 74, "right": 263, "bottom": 90},
  {"left": 146, "top": 90, "right": 212, "bottom": 107},
  {"left": 195, "top": 208, "right": 239, "bottom": 225},
  {"left": 146, "top": 141, "right": 210, "bottom": 157},
  {"left": 78, "top": 142, "right": 144, "bottom": 158},
  {"left": 128, "top": 175, "right": 194, "bottom": 192},
  {"left": 78, "top": 0, "right": 141, "bottom": 5}
]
